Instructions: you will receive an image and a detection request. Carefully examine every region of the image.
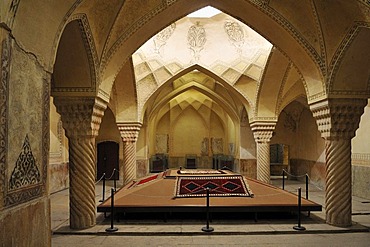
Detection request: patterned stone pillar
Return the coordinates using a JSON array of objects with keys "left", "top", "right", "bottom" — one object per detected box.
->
[
  {"left": 54, "top": 97, "right": 106, "bottom": 229},
  {"left": 118, "top": 123, "right": 142, "bottom": 185},
  {"left": 310, "top": 98, "right": 367, "bottom": 227},
  {"left": 251, "top": 122, "right": 276, "bottom": 184}
]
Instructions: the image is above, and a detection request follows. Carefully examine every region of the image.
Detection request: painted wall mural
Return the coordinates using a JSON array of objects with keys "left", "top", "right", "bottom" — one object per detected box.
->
[
  {"left": 212, "top": 137, "right": 223, "bottom": 154},
  {"left": 156, "top": 134, "right": 168, "bottom": 154},
  {"left": 201, "top": 137, "right": 209, "bottom": 155}
]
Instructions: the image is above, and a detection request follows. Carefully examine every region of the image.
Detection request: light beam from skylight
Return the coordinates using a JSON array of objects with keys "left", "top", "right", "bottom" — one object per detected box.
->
[{"left": 187, "top": 6, "right": 221, "bottom": 18}]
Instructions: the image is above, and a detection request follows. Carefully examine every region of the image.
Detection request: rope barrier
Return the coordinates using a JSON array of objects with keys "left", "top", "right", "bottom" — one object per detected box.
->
[
  {"left": 95, "top": 173, "right": 106, "bottom": 184},
  {"left": 281, "top": 169, "right": 324, "bottom": 192},
  {"left": 305, "top": 174, "right": 324, "bottom": 191},
  {"left": 106, "top": 168, "right": 117, "bottom": 180},
  {"left": 282, "top": 169, "right": 307, "bottom": 178}
]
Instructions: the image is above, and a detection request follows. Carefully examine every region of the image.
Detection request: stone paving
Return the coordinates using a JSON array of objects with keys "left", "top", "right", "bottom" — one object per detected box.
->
[{"left": 51, "top": 179, "right": 370, "bottom": 246}]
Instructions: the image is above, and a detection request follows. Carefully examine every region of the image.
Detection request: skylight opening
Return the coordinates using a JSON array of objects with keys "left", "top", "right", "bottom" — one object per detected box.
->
[{"left": 187, "top": 6, "right": 221, "bottom": 18}]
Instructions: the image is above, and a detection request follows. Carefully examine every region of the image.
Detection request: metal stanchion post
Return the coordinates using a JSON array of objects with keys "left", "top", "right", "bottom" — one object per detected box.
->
[
  {"left": 99, "top": 173, "right": 106, "bottom": 202},
  {"left": 202, "top": 187, "right": 214, "bottom": 232},
  {"left": 105, "top": 188, "right": 118, "bottom": 232},
  {"left": 305, "top": 174, "right": 310, "bottom": 217},
  {"left": 305, "top": 174, "right": 309, "bottom": 200},
  {"left": 293, "top": 187, "right": 306, "bottom": 231},
  {"left": 113, "top": 169, "right": 117, "bottom": 192}
]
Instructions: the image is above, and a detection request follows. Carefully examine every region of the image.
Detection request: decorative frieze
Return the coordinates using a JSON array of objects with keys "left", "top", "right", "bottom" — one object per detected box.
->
[
  {"left": 352, "top": 153, "right": 370, "bottom": 166},
  {"left": 9, "top": 135, "right": 41, "bottom": 190},
  {"left": 250, "top": 121, "right": 276, "bottom": 183},
  {"left": 310, "top": 98, "right": 367, "bottom": 140},
  {"left": 53, "top": 97, "right": 107, "bottom": 137},
  {"left": 118, "top": 122, "right": 142, "bottom": 185},
  {"left": 250, "top": 121, "right": 276, "bottom": 143},
  {"left": 0, "top": 36, "right": 11, "bottom": 206},
  {"left": 118, "top": 122, "right": 142, "bottom": 142}
]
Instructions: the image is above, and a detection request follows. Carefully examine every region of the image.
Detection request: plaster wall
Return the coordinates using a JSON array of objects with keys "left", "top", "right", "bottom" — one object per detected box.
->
[
  {"left": 171, "top": 109, "right": 228, "bottom": 157},
  {"left": 172, "top": 108, "right": 208, "bottom": 156},
  {"left": 239, "top": 120, "right": 257, "bottom": 178},
  {"left": 272, "top": 102, "right": 325, "bottom": 186},
  {"left": 49, "top": 100, "right": 69, "bottom": 193},
  {"left": 0, "top": 197, "right": 50, "bottom": 247},
  {"left": 352, "top": 100, "right": 370, "bottom": 199},
  {"left": 96, "top": 108, "right": 121, "bottom": 144},
  {"left": 137, "top": 125, "right": 148, "bottom": 177},
  {"left": 352, "top": 100, "right": 370, "bottom": 154},
  {"left": 146, "top": 100, "right": 235, "bottom": 169},
  {"left": 240, "top": 124, "right": 256, "bottom": 160}
]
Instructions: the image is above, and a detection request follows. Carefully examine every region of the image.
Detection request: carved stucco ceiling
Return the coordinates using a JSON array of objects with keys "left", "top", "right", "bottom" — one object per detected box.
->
[
  {"left": 133, "top": 9, "right": 272, "bottom": 122},
  {"left": 132, "top": 12, "right": 273, "bottom": 86}
]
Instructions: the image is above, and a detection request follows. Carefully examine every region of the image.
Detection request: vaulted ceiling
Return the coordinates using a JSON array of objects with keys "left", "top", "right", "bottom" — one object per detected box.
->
[{"left": 4, "top": 0, "right": 369, "bottom": 124}]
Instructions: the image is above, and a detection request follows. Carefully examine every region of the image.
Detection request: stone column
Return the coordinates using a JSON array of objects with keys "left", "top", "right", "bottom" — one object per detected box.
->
[
  {"left": 251, "top": 122, "right": 276, "bottom": 184},
  {"left": 54, "top": 97, "right": 106, "bottom": 229},
  {"left": 118, "top": 122, "right": 142, "bottom": 185},
  {"left": 310, "top": 98, "right": 367, "bottom": 227}
]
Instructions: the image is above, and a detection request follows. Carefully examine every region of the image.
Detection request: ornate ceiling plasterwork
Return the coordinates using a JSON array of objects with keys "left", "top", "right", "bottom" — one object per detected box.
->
[
  {"left": 131, "top": 11, "right": 272, "bottom": 121},
  {"left": 133, "top": 13, "right": 272, "bottom": 88}
]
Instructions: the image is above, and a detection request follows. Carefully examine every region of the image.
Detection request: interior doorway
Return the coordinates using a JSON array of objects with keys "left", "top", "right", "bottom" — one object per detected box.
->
[
  {"left": 97, "top": 141, "right": 119, "bottom": 180},
  {"left": 270, "top": 144, "right": 289, "bottom": 177}
]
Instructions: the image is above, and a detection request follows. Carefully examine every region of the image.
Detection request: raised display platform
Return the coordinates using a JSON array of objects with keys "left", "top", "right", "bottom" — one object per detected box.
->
[{"left": 97, "top": 169, "right": 321, "bottom": 215}]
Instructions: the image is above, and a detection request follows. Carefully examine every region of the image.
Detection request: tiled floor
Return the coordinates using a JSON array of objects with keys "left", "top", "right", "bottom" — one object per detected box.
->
[{"left": 51, "top": 179, "right": 370, "bottom": 246}]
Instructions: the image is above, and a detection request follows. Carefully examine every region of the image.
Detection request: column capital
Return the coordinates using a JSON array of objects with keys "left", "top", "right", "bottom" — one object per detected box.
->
[
  {"left": 117, "top": 122, "right": 142, "bottom": 142},
  {"left": 54, "top": 97, "right": 107, "bottom": 138},
  {"left": 250, "top": 121, "right": 276, "bottom": 143},
  {"left": 310, "top": 98, "right": 367, "bottom": 140}
]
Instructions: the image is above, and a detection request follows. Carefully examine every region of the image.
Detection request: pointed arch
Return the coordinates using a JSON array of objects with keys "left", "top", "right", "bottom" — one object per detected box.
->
[{"left": 100, "top": 0, "right": 324, "bottom": 105}]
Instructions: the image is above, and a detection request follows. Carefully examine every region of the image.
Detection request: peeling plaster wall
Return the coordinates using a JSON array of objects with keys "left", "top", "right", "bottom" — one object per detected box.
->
[
  {"left": 0, "top": 197, "right": 50, "bottom": 247},
  {"left": 0, "top": 35, "right": 50, "bottom": 247}
]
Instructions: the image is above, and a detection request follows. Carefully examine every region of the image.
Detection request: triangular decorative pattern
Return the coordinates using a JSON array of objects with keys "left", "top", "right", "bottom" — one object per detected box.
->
[
  {"left": 9, "top": 135, "right": 41, "bottom": 190},
  {"left": 175, "top": 176, "right": 253, "bottom": 198}
]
